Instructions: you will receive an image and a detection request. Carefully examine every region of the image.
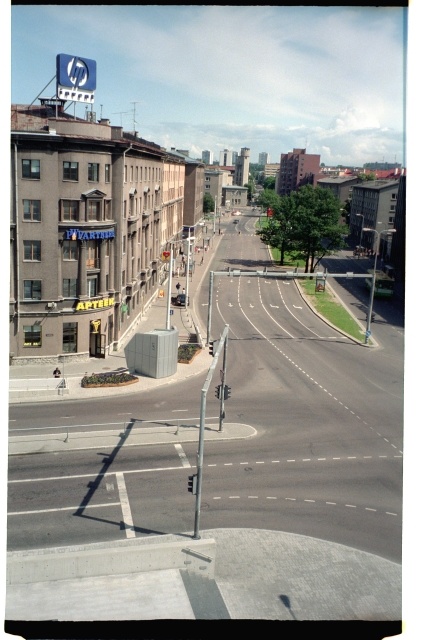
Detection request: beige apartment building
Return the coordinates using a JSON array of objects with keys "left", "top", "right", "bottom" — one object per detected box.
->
[{"left": 10, "top": 100, "right": 185, "bottom": 364}]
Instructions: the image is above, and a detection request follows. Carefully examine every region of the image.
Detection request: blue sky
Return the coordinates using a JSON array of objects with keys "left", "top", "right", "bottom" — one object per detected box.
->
[{"left": 9, "top": 4, "right": 408, "bottom": 167}]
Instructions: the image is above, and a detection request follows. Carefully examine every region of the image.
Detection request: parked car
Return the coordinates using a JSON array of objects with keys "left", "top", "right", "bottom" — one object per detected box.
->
[{"left": 171, "top": 293, "right": 189, "bottom": 306}]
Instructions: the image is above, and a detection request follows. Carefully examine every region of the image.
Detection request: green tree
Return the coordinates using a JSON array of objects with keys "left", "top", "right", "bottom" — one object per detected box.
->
[
  {"left": 257, "top": 185, "right": 348, "bottom": 272},
  {"left": 287, "top": 186, "right": 349, "bottom": 272},
  {"left": 203, "top": 192, "right": 215, "bottom": 214},
  {"left": 358, "top": 172, "right": 376, "bottom": 182},
  {"left": 263, "top": 176, "right": 276, "bottom": 191}
]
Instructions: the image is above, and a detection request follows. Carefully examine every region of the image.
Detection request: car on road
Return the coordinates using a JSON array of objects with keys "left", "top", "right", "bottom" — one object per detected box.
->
[
  {"left": 171, "top": 293, "right": 189, "bottom": 306},
  {"left": 231, "top": 210, "right": 241, "bottom": 216}
]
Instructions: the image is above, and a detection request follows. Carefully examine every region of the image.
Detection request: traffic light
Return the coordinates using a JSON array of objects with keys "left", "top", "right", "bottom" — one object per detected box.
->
[
  {"left": 209, "top": 340, "right": 217, "bottom": 356},
  {"left": 215, "top": 385, "right": 221, "bottom": 399},
  {"left": 188, "top": 474, "right": 198, "bottom": 494},
  {"left": 223, "top": 385, "right": 231, "bottom": 400}
]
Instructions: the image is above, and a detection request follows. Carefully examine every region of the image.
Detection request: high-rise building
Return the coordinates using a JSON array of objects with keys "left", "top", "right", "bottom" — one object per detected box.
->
[
  {"left": 202, "top": 150, "right": 213, "bottom": 165},
  {"left": 234, "top": 147, "right": 250, "bottom": 186},
  {"left": 219, "top": 149, "right": 233, "bottom": 166},
  {"left": 277, "top": 148, "right": 321, "bottom": 197},
  {"left": 258, "top": 152, "right": 270, "bottom": 165}
]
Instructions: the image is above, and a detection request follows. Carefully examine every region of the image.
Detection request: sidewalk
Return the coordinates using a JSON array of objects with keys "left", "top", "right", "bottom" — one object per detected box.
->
[{"left": 9, "top": 232, "right": 224, "bottom": 403}]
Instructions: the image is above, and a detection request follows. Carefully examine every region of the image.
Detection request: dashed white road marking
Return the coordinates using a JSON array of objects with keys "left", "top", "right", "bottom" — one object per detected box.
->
[{"left": 116, "top": 472, "right": 135, "bottom": 538}]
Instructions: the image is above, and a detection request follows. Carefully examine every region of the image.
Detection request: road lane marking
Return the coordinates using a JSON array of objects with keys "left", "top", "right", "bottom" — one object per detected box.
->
[
  {"left": 174, "top": 443, "right": 191, "bottom": 468},
  {"left": 116, "top": 472, "right": 135, "bottom": 538},
  {"left": 8, "top": 502, "right": 121, "bottom": 516}
]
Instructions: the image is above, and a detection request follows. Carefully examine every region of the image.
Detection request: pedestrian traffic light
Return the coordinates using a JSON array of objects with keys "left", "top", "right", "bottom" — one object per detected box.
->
[
  {"left": 188, "top": 474, "right": 198, "bottom": 494},
  {"left": 223, "top": 385, "right": 231, "bottom": 400},
  {"left": 215, "top": 385, "right": 221, "bottom": 399}
]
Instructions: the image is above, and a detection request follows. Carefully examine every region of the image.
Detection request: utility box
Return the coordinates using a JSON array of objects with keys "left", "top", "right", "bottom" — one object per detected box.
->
[{"left": 125, "top": 327, "right": 179, "bottom": 378}]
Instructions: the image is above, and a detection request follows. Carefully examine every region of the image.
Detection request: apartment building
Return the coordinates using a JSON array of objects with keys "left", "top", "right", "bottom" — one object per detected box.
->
[
  {"left": 201, "top": 150, "right": 213, "bottom": 165},
  {"left": 277, "top": 148, "right": 321, "bottom": 197},
  {"left": 317, "top": 175, "right": 361, "bottom": 205},
  {"left": 349, "top": 180, "right": 399, "bottom": 257},
  {"left": 10, "top": 100, "right": 184, "bottom": 364},
  {"left": 258, "top": 152, "right": 270, "bottom": 165}
]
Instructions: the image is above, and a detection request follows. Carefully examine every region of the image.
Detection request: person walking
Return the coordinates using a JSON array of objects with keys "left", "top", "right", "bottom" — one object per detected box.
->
[
  {"left": 176, "top": 282, "right": 181, "bottom": 293},
  {"left": 53, "top": 367, "right": 61, "bottom": 378}
]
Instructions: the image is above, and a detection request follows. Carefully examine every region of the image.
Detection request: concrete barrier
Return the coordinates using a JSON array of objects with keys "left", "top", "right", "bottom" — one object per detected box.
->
[{"left": 7, "top": 537, "right": 216, "bottom": 585}]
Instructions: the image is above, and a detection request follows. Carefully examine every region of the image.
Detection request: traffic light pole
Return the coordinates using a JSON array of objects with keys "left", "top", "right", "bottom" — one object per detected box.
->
[{"left": 193, "top": 324, "right": 229, "bottom": 540}]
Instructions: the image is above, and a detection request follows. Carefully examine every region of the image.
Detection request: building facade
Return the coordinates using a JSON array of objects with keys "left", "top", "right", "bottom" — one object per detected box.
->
[
  {"left": 349, "top": 180, "right": 399, "bottom": 257},
  {"left": 10, "top": 101, "right": 185, "bottom": 365},
  {"left": 258, "top": 152, "right": 270, "bottom": 165},
  {"left": 234, "top": 147, "right": 250, "bottom": 187},
  {"left": 317, "top": 176, "right": 361, "bottom": 205},
  {"left": 277, "top": 148, "right": 321, "bottom": 197},
  {"left": 201, "top": 150, "right": 213, "bottom": 165}
]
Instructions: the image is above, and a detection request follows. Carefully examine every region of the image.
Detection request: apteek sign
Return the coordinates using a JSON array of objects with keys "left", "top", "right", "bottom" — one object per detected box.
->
[{"left": 56, "top": 54, "right": 97, "bottom": 104}]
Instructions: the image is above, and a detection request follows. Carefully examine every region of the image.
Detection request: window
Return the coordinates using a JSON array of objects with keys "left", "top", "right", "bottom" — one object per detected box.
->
[
  {"left": 63, "top": 322, "right": 77, "bottom": 353},
  {"left": 23, "top": 199, "right": 41, "bottom": 221},
  {"left": 24, "top": 240, "right": 41, "bottom": 261},
  {"left": 122, "top": 270, "right": 126, "bottom": 286},
  {"left": 63, "top": 278, "right": 77, "bottom": 297},
  {"left": 63, "top": 240, "right": 77, "bottom": 260},
  {"left": 105, "top": 199, "right": 112, "bottom": 219},
  {"left": 87, "top": 200, "right": 101, "bottom": 221},
  {"left": 63, "top": 161, "right": 79, "bottom": 181},
  {"left": 87, "top": 276, "right": 98, "bottom": 297},
  {"left": 22, "top": 159, "right": 40, "bottom": 179},
  {"left": 88, "top": 163, "right": 99, "bottom": 182},
  {"left": 62, "top": 200, "right": 79, "bottom": 221},
  {"left": 105, "top": 164, "right": 111, "bottom": 182},
  {"left": 86, "top": 241, "right": 99, "bottom": 268},
  {"left": 122, "top": 236, "right": 126, "bottom": 254},
  {"left": 23, "top": 325, "right": 41, "bottom": 347},
  {"left": 23, "top": 280, "right": 41, "bottom": 299}
]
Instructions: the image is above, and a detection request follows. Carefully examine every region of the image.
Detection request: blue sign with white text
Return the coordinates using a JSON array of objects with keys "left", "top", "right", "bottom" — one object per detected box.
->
[{"left": 56, "top": 54, "right": 97, "bottom": 91}]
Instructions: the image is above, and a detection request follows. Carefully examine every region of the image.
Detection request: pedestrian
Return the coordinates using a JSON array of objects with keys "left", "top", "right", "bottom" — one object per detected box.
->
[
  {"left": 182, "top": 287, "right": 186, "bottom": 294},
  {"left": 53, "top": 367, "right": 61, "bottom": 378},
  {"left": 176, "top": 282, "right": 181, "bottom": 292}
]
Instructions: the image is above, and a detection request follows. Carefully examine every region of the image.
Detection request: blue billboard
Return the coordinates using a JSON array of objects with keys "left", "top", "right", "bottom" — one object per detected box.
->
[{"left": 56, "top": 54, "right": 97, "bottom": 103}]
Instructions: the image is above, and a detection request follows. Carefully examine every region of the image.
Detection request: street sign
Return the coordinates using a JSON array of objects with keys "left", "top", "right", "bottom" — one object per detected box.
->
[
  {"left": 170, "top": 309, "right": 174, "bottom": 315},
  {"left": 365, "top": 330, "right": 371, "bottom": 337}
]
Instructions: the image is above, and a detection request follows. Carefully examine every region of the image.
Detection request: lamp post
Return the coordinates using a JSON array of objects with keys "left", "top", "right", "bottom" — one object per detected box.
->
[
  {"left": 362, "top": 227, "right": 396, "bottom": 344},
  {"left": 356, "top": 213, "right": 364, "bottom": 257}
]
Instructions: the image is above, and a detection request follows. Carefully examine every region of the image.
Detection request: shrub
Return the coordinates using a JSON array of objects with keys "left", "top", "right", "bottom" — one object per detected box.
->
[{"left": 81, "top": 371, "right": 138, "bottom": 387}]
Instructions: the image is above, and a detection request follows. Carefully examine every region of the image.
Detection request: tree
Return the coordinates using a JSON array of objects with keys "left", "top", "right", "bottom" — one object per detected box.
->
[
  {"left": 263, "top": 176, "right": 276, "bottom": 191},
  {"left": 287, "top": 186, "right": 349, "bottom": 272},
  {"left": 203, "top": 192, "right": 215, "bottom": 214},
  {"left": 358, "top": 172, "right": 376, "bottom": 182},
  {"left": 257, "top": 185, "right": 348, "bottom": 271}
]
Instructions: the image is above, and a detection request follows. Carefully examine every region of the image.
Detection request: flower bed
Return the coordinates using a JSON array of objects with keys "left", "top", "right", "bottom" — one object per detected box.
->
[
  {"left": 81, "top": 371, "right": 139, "bottom": 388},
  {"left": 178, "top": 344, "right": 202, "bottom": 364}
]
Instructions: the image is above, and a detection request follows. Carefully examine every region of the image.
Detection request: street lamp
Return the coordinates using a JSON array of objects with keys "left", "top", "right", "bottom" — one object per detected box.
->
[
  {"left": 362, "top": 227, "right": 396, "bottom": 344},
  {"left": 355, "top": 213, "right": 364, "bottom": 256}
]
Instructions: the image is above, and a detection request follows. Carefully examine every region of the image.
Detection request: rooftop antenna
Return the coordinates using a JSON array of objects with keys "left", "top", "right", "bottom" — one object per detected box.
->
[
  {"left": 112, "top": 110, "right": 131, "bottom": 126},
  {"left": 130, "top": 101, "right": 142, "bottom": 134}
]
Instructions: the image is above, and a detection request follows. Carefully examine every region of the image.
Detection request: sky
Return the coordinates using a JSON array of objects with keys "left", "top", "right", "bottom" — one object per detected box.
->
[{"left": 9, "top": 4, "right": 408, "bottom": 168}]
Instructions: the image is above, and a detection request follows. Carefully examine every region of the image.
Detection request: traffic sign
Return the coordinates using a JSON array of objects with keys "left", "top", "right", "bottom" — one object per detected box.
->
[{"left": 365, "top": 330, "right": 371, "bottom": 337}]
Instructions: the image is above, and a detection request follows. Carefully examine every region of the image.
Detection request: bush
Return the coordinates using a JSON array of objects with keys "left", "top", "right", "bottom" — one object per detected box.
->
[
  {"left": 178, "top": 344, "right": 202, "bottom": 363},
  {"left": 81, "top": 371, "right": 138, "bottom": 387}
]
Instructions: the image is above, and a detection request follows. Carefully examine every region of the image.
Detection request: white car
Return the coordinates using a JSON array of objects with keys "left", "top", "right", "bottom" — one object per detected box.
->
[{"left": 231, "top": 210, "right": 241, "bottom": 216}]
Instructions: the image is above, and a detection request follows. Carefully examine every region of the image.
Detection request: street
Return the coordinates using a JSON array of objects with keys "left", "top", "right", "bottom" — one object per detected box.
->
[{"left": 8, "top": 210, "right": 404, "bottom": 565}]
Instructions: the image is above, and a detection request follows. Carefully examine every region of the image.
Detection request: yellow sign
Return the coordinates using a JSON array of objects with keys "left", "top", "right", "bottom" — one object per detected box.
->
[
  {"left": 91, "top": 319, "right": 101, "bottom": 333},
  {"left": 75, "top": 297, "right": 115, "bottom": 311}
]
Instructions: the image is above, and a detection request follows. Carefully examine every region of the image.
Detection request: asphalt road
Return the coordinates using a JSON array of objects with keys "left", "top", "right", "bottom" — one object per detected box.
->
[{"left": 8, "top": 212, "right": 404, "bottom": 564}]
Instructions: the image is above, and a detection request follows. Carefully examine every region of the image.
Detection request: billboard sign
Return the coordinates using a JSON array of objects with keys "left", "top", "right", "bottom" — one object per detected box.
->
[{"left": 56, "top": 53, "right": 97, "bottom": 104}]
